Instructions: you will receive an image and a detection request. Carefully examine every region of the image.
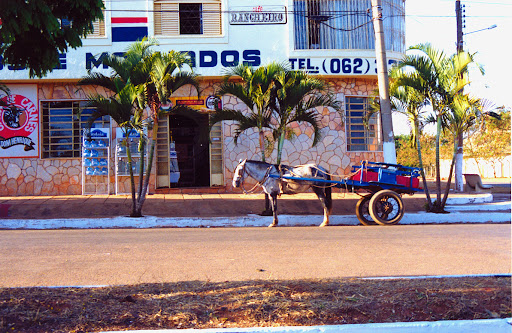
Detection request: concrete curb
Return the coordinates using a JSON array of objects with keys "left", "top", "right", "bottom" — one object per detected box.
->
[
  {"left": 0, "top": 211, "right": 510, "bottom": 229},
  {"left": 103, "top": 318, "right": 512, "bottom": 333},
  {"left": 444, "top": 193, "right": 493, "bottom": 204}
]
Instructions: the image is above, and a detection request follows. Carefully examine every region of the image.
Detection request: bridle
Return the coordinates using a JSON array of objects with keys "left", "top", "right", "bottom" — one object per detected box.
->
[
  {"left": 234, "top": 159, "right": 273, "bottom": 194},
  {"left": 235, "top": 159, "right": 247, "bottom": 186}
]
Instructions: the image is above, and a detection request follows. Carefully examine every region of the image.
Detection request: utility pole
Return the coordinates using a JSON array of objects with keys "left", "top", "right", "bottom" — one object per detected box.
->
[
  {"left": 455, "top": 0, "right": 465, "bottom": 192},
  {"left": 371, "top": 0, "right": 396, "bottom": 164}
]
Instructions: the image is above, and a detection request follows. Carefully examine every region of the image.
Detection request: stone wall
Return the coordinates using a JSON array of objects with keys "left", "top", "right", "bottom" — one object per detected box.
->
[
  {"left": 0, "top": 83, "right": 156, "bottom": 196},
  {"left": 222, "top": 78, "right": 384, "bottom": 189},
  {"left": 0, "top": 158, "right": 82, "bottom": 196},
  {"left": 0, "top": 78, "right": 384, "bottom": 196}
]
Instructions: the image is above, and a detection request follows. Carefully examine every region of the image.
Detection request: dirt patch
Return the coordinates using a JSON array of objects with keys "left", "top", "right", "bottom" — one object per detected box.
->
[{"left": 0, "top": 276, "right": 510, "bottom": 332}]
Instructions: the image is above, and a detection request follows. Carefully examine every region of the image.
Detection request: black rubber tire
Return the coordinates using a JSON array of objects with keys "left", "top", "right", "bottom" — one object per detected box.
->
[
  {"left": 368, "top": 190, "right": 404, "bottom": 225},
  {"left": 355, "top": 195, "right": 377, "bottom": 226}
]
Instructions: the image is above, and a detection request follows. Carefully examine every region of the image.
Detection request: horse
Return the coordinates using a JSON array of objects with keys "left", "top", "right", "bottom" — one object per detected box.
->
[{"left": 233, "top": 159, "right": 333, "bottom": 227}]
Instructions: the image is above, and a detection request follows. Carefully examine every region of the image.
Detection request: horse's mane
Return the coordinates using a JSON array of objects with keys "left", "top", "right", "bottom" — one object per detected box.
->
[{"left": 246, "top": 160, "right": 291, "bottom": 169}]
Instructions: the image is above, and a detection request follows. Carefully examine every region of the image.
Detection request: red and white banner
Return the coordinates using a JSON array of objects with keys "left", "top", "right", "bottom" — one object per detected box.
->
[{"left": 0, "top": 85, "right": 39, "bottom": 158}]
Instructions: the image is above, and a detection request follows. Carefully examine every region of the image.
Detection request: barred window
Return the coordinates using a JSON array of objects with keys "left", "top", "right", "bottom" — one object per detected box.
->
[
  {"left": 345, "top": 96, "right": 382, "bottom": 152},
  {"left": 293, "top": 0, "right": 404, "bottom": 51},
  {"left": 180, "top": 3, "right": 202, "bottom": 34},
  {"left": 41, "top": 101, "right": 110, "bottom": 158},
  {"left": 154, "top": 0, "right": 222, "bottom": 36}
]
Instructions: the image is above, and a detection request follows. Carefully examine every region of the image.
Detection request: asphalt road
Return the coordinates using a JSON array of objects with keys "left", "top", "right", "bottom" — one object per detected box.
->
[{"left": 0, "top": 224, "right": 510, "bottom": 288}]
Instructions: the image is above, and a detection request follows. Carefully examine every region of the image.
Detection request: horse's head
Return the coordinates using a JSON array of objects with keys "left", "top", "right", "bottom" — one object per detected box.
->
[{"left": 232, "top": 159, "right": 247, "bottom": 188}]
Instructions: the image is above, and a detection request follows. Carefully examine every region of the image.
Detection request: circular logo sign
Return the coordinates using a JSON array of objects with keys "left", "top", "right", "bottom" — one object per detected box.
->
[
  {"left": 0, "top": 94, "right": 38, "bottom": 139},
  {"left": 206, "top": 95, "right": 221, "bottom": 110}
]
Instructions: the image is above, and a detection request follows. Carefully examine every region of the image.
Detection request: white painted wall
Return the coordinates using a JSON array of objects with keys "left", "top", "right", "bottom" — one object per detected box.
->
[{"left": 0, "top": 0, "right": 404, "bottom": 80}]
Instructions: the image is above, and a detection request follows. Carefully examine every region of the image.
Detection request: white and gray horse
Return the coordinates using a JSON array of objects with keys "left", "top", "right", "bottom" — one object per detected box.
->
[{"left": 233, "top": 159, "right": 333, "bottom": 227}]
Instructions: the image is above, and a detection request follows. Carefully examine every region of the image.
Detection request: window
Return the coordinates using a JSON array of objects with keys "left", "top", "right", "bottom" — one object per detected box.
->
[
  {"left": 89, "top": 18, "right": 106, "bottom": 37},
  {"left": 154, "top": 0, "right": 222, "bottom": 36},
  {"left": 180, "top": 3, "right": 202, "bottom": 34},
  {"left": 345, "top": 97, "right": 382, "bottom": 152},
  {"left": 87, "top": 1, "right": 106, "bottom": 38},
  {"left": 293, "top": 0, "right": 404, "bottom": 51},
  {"left": 41, "top": 101, "right": 110, "bottom": 158}
]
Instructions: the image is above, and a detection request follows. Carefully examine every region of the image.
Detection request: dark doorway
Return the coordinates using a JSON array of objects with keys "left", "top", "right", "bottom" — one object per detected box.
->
[{"left": 169, "top": 113, "right": 210, "bottom": 187}]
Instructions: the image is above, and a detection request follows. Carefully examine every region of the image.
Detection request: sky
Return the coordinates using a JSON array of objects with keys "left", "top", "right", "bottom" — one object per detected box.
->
[{"left": 393, "top": 0, "right": 512, "bottom": 134}]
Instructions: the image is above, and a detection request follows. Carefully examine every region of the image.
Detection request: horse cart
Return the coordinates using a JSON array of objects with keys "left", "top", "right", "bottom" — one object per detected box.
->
[
  {"left": 269, "top": 161, "right": 423, "bottom": 226},
  {"left": 233, "top": 159, "right": 422, "bottom": 227}
]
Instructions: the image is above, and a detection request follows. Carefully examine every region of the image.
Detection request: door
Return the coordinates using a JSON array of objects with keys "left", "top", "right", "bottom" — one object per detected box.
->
[{"left": 169, "top": 114, "right": 210, "bottom": 187}]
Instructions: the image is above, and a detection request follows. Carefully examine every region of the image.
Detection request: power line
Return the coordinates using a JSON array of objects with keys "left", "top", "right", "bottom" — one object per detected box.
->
[
  {"left": 96, "top": 8, "right": 512, "bottom": 19},
  {"left": 456, "top": 0, "right": 512, "bottom": 5}
]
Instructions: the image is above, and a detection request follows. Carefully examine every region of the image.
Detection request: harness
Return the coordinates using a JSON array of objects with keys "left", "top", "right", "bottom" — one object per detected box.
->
[{"left": 239, "top": 162, "right": 273, "bottom": 194}]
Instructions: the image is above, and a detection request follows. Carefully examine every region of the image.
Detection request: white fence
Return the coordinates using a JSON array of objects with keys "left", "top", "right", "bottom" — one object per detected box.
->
[{"left": 440, "top": 155, "right": 511, "bottom": 178}]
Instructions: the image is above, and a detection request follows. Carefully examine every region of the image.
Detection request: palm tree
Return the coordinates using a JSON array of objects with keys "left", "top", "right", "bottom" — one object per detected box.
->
[
  {"left": 0, "top": 84, "right": 11, "bottom": 110},
  {"left": 0, "top": 84, "right": 9, "bottom": 99},
  {"left": 387, "top": 72, "right": 434, "bottom": 211},
  {"left": 393, "top": 43, "right": 480, "bottom": 212},
  {"left": 440, "top": 94, "right": 498, "bottom": 207},
  {"left": 79, "top": 40, "right": 154, "bottom": 216},
  {"left": 79, "top": 39, "right": 200, "bottom": 217},
  {"left": 210, "top": 63, "right": 286, "bottom": 161},
  {"left": 210, "top": 63, "right": 286, "bottom": 214},
  {"left": 81, "top": 84, "right": 145, "bottom": 216},
  {"left": 137, "top": 50, "right": 200, "bottom": 213},
  {"left": 271, "top": 69, "right": 342, "bottom": 164}
]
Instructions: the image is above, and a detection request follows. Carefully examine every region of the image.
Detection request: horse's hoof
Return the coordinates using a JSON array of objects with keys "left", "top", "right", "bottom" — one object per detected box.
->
[
  {"left": 319, "top": 222, "right": 329, "bottom": 227},
  {"left": 268, "top": 223, "right": 277, "bottom": 228}
]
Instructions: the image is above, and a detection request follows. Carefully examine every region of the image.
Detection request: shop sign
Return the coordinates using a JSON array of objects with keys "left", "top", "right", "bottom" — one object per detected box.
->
[
  {"left": 229, "top": 6, "right": 287, "bottom": 25},
  {"left": 289, "top": 57, "right": 398, "bottom": 75},
  {"left": 84, "top": 128, "right": 110, "bottom": 139},
  {"left": 170, "top": 96, "right": 221, "bottom": 111},
  {"left": 85, "top": 50, "right": 261, "bottom": 70},
  {"left": 0, "top": 86, "right": 39, "bottom": 158},
  {"left": 116, "top": 128, "right": 138, "bottom": 139}
]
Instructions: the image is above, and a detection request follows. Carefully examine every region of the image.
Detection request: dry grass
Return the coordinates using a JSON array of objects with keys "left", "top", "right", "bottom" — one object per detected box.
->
[{"left": 0, "top": 276, "right": 510, "bottom": 332}]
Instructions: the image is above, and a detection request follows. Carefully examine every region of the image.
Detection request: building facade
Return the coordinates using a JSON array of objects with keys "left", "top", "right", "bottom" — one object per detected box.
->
[{"left": 0, "top": 0, "right": 405, "bottom": 195}]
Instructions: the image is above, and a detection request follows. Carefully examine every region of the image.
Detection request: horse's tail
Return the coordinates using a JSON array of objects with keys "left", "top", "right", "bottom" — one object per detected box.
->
[{"left": 325, "top": 174, "right": 333, "bottom": 214}]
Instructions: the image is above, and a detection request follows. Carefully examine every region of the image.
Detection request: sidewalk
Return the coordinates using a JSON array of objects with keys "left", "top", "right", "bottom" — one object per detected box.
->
[{"left": 0, "top": 191, "right": 510, "bottom": 229}]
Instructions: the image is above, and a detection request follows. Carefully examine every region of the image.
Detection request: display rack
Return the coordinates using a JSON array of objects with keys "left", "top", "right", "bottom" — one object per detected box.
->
[
  {"left": 115, "top": 129, "right": 148, "bottom": 195},
  {"left": 82, "top": 128, "right": 110, "bottom": 195}
]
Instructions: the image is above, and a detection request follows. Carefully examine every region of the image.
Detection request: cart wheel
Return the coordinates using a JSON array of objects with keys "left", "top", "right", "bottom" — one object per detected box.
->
[
  {"left": 356, "top": 195, "right": 377, "bottom": 226},
  {"left": 369, "top": 190, "right": 404, "bottom": 225}
]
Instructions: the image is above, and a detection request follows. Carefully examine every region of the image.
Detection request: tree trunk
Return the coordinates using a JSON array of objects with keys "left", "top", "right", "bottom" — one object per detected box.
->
[
  {"left": 415, "top": 120, "right": 433, "bottom": 211},
  {"left": 137, "top": 136, "right": 145, "bottom": 199},
  {"left": 258, "top": 129, "right": 272, "bottom": 214},
  {"left": 135, "top": 121, "right": 158, "bottom": 216},
  {"left": 454, "top": 131, "right": 464, "bottom": 192},
  {"left": 441, "top": 151, "right": 457, "bottom": 209},
  {"left": 126, "top": 138, "right": 140, "bottom": 217},
  {"left": 259, "top": 130, "right": 266, "bottom": 163},
  {"left": 276, "top": 131, "right": 285, "bottom": 165},
  {"left": 435, "top": 115, "right": 442, "bottom": 210}
]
